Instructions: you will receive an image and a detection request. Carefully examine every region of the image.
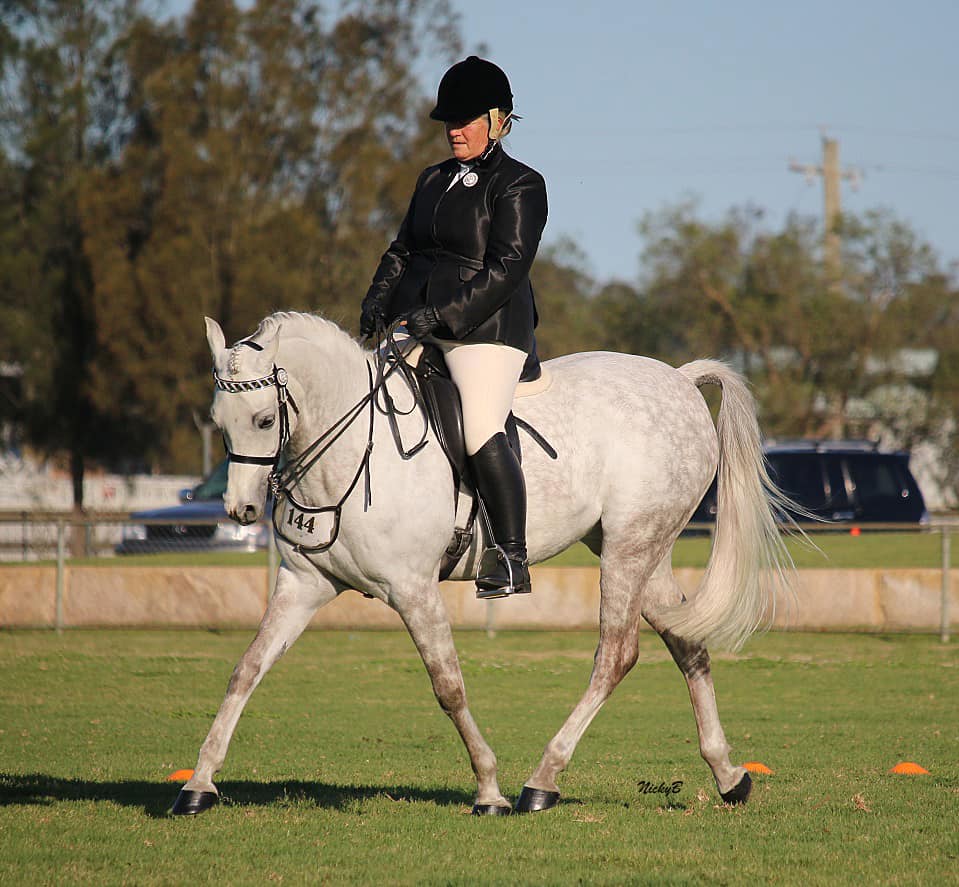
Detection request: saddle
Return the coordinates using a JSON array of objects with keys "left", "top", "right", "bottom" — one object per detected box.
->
[{"left": 409, "top": 343, "right": 557, "bottom": 580}]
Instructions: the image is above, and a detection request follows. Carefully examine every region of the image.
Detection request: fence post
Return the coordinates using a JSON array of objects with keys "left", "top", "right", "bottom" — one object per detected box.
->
[
  {"left": 941, "top": 528, "right": 952, "bottom": 644},
  {"left": 55, "top": 519, "right": 66, "bottom": 634}
]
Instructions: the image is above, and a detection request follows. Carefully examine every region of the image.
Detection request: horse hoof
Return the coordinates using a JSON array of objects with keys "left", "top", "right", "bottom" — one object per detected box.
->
[
  {"left": 720, "top": 772, "right": 752, "bottom": 806},
  {"left": 515, "top": 786, "right": 560, "bottom": 813},
  {"left": 171, "top": 788, "right": 219, "bottom": 816},
  {"left": 471, "top": 803, "right": 512, "bottom": 816}
]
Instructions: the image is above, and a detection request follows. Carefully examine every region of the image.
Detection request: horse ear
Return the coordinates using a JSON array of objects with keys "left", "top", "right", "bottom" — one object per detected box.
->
[
  {"left": 255, "top": 322, "right": 281, "bottom": 365},
  {"left": 205, "top": 317, "right": 226, "bottom": 356},
  {"left": 262, "top": 331, "right": 280, "bottom": 366}
]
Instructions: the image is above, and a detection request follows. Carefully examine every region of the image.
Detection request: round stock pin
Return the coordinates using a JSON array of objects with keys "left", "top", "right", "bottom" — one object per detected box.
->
[{"left": 463, "top": 171, "right": 479, "bottom": 188}]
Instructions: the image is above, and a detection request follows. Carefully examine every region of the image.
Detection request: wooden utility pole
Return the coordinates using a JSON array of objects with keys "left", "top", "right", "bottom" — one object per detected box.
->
[{"left": 789, "top": 136, "right": 860, "bottom": 280}]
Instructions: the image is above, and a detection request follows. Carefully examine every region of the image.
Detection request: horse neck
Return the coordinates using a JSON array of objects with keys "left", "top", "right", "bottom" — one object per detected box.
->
[{"left": 278, "top": 335, "right": 372, "bottom": 479}]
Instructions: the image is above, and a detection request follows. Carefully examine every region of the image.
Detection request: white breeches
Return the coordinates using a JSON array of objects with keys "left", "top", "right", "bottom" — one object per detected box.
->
[{"left": 437, "top": 341, "right": 527, "bottom": 455}]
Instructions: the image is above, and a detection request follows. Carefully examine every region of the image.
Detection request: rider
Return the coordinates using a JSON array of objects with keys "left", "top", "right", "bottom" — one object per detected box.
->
[{"left": 360, "top": 56, "right": 548, "bottom": 599}]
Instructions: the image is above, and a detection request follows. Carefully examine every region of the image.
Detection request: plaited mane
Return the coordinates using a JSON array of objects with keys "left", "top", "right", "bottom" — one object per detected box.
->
[
  {"left": 225, "top": 312, "right": 362, "bottom": 377},
  {"left": 227, "top": 345, "right": 243, "bottom": 376},
  {"left": 249, "top": 312, "right": 359, "bottom": 351}
]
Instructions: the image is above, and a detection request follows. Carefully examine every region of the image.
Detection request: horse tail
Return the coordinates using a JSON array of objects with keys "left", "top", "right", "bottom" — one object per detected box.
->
[{"left": 668, "top": 359, "right": 796, "bottom": 651}]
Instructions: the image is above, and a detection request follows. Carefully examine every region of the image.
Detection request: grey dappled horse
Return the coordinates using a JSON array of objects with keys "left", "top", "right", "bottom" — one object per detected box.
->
[{"left": 173, "top": 311, "right": 792, "bottom": 816}]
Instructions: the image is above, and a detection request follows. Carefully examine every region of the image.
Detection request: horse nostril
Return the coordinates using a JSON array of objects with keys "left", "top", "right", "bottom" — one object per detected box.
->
[{"left": 238, "top": 505, "right": 257, "bottom": 525}]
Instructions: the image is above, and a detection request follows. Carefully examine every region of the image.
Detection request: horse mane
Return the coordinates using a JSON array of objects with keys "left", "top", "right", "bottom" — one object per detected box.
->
[
  {"left": 251, "top": 311, "right": 360, "bottom": 351},
  {"left": 226, "top": 311, "right": 363, "bottom": 378}
]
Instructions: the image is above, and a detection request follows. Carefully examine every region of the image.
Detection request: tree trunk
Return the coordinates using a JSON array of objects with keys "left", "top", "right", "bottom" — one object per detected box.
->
[{"left": 70, "top": 446, "right": 87, "bottom": 557}]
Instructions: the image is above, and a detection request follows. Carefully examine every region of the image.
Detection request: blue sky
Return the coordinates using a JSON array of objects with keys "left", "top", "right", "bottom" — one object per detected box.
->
[
  {"left": 451, "top": 0, "right": 959, "bottom": 281},
  {"left": 166, "top": 0, "right": 959, "bottom": 283}
]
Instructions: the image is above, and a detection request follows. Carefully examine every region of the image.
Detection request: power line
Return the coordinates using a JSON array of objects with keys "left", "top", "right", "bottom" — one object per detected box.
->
[
  {"left": 824, "top": 125, "right": 959, "bottom": 143},
  {"left": 867, "top": 163, "right": 959, "bottom": 179}
]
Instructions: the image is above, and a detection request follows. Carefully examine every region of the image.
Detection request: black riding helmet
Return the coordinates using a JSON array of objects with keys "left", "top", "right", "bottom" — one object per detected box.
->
[{"left": 429, "top": 56, "right": 513, "bottom": 122}]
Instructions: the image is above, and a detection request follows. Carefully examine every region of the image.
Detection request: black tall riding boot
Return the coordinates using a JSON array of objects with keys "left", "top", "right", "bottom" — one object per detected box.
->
[{"left": 468, "top": 432, "right": 531, "bottom": 599}]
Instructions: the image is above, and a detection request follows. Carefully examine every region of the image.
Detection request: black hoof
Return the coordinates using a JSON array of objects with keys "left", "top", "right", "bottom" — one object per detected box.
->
[
  {"left": 471, "top": 803, "right": 513, "bottom": 816},
  {"left": 171, "top": 788, "right": 219, "bottom": 816},
  {"left": 515, "top": 786, "right": 560, "bottom": 813},
  {"left": 720, "top": 772, "right": 752, "bottom": 806}
]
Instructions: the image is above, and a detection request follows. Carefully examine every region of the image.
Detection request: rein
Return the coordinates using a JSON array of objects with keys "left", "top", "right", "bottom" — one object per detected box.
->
[
  {"left": 269, "top": 361, "right": 376, "bottom": 552},
  {"left": 214, "top": 322, "right": 428, "bottom": 553}
]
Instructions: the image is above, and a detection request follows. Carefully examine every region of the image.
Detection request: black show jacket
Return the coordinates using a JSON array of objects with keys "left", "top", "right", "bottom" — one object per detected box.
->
[{"left": 365, "top": 144, "right": 548, "bottom": 354}]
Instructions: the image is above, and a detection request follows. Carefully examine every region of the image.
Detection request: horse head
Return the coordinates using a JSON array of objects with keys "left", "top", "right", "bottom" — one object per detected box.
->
[{"left": 205, "top": 316, "right": 297, "bottom": 525}]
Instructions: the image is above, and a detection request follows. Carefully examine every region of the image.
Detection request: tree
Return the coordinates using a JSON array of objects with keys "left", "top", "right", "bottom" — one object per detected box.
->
[
  {"left": 0, "top": 0, "right": 150, "bottom": 508},
  {"left": 604, "top": 200, "right": 958, "bottom": 505},
  {"left": 3, "top": 0, "right": 462, "bottom": 482},
  {"left": 839, "top": 211, "right": 959, "bottom": 503},
  {"left": 83, "top": 0, "right": 463, "bottom": 472},
  {"left": 527, "top": 237, "right": 601, "bottom": 358}
]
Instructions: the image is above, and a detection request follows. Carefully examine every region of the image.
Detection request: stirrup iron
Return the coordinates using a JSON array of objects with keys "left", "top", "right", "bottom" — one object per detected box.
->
[{"left": 475, "top": 544, "right": 531, "bottom": 599}]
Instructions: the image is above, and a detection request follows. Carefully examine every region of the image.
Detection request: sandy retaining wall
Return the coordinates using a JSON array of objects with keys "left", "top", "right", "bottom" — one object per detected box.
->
[{"left": 1, "top": 565, "right": 955, "bottom": 632}]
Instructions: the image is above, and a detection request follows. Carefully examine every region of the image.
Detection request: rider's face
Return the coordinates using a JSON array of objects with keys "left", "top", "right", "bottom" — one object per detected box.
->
[{"left": 445, "top": 115, "right": 491, "bottom": 162}]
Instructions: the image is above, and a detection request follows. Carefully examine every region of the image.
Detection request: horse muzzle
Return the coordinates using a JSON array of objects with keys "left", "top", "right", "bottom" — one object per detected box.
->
[{"left": 229, "top": 502, "right": 261, "bottom": 525}]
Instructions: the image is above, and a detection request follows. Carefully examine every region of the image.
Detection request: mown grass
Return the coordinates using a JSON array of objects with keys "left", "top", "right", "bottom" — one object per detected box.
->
[
  {"left": 24, "top": 529, "right": 958, "bottom": 569},
  {"left": 550, "top": 529, "right": 957, "bottom": 569},
  {"left": 0, "top": 630, "right": 956, "bottom": 885}
]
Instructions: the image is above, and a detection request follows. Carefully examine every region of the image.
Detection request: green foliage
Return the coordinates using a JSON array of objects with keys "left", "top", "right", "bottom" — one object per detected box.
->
[
  {"left": 527, "top": 237, "right": 602, "bottom": 358},
  {"left": 0, "top": 630, "right": 956, "bottom": 884},
  {"left": 0, "top": 1, "right": 158, "bottom": 505},
  {"left": 2, "top": 3, "right": 957, "bottom": 507},
  {"left": 1, "top": 0, "right": 460, "bottom": 483},
  {"left": 78, "top": 0, "right": 460, "bottom": 473},
  {"left": 593, "top": 201, "right": 959, "bottom": 502}
]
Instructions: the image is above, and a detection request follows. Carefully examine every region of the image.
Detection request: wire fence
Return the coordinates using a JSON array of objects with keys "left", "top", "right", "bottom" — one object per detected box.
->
[
  {"left": 0, "top": 512, "right": 271, "bottom": 562},
  {"left": 0, "top": 512, "right": 954, "bottom": 642}
]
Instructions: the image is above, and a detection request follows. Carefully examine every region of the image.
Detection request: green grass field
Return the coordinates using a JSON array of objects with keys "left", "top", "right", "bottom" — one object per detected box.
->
[
  {"left": 0, "top": 629, "right": 956, "bottom": 885},
  {"left": 51, "top": 529, "right": 958, "bottom": 569},
  {"left": 545, "top": 529, "right": 958, "bottom": 570}
]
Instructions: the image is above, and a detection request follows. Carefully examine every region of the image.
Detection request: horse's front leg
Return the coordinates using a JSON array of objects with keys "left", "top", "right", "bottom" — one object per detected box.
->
[
  {"left": 172, "top": 563, "right": 339, "bottom": 815},
  {"left": 392, "top": 582, "right": 512, "bottom": 816}
]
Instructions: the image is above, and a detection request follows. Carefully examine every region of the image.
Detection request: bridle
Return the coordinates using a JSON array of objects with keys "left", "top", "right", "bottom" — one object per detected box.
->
[
  {"left": 214, "top": 342, "right": 298, "bottom": 471},
  {"left": 212, "top": 323, "right": 427, "bottom": 552}
]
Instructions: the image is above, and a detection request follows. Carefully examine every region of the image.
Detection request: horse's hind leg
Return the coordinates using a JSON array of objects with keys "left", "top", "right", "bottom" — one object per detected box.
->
[
  {"left": 518, "top": 547, "right": 651, "bottom": 812},
  {"left": 643, "top": 563, "right": 751, "bottom": 804},
  {"left": 391, "top": 582, "right": 511, "bottom": 816},
  {"left": 172, "top": 564, "right": 338, "bottom": 815}
]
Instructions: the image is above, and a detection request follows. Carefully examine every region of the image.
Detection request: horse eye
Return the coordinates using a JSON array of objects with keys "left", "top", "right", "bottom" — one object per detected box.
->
[{"left": 258, "top": 415, "right": 276, "bottom": 430}]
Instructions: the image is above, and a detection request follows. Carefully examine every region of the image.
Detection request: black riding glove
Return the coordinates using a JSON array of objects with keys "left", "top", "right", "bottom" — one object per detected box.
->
[
  {"left": 360, "top": 294, "right": 387, "bottom": 338},
  {"left": 405, "top": 305, "right": 441, "bottom": 340}
]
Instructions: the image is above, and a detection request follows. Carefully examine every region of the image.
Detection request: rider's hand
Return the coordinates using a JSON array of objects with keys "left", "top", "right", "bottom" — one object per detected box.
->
[
  {"left": 360, "top": 295, "right": 387, "bottom": 338},
  {"left": 405, "top": 306, "right": 441, "bottom": 340}
]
